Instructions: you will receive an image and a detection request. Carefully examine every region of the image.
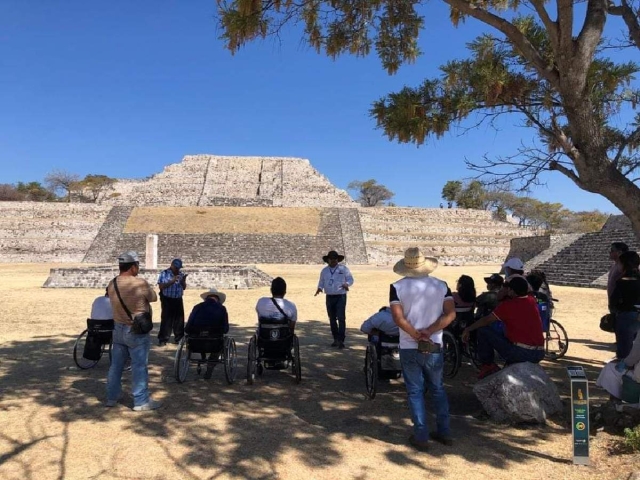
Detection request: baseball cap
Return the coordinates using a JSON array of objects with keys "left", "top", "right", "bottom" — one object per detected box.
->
[
  {"left": 502, "top": 257, "right": 524, "bottom": 271},
  {"left": 171, "top": 258, "right": 183, "bottom": 269},
  {"left": 118, "top": 251, "right": 140, "bottom": 264},
  {"left": 483, "top": 273, "right": 504, "bottom": 286}
]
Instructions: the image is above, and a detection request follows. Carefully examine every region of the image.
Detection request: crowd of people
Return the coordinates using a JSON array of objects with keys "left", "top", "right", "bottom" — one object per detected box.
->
[{"left": 88, "top": 242, "right": 640, "bottom": 450}]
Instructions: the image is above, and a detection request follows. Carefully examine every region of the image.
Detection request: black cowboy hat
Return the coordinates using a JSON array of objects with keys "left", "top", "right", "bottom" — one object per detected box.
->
[{"left": 322, "top": 250, "right": 345, "bottom": 263}]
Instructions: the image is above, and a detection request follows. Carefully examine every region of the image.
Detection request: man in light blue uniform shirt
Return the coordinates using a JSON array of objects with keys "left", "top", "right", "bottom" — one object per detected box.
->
[
  {"left": 315, "top": 250, "right": 354, "bottom": 349},
  {"left": 360, "top": 307, "right": 399, "bottom": 337}
]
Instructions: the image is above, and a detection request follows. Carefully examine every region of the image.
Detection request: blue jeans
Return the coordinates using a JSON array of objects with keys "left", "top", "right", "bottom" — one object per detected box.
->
[
  {"left": 476, "top": 326, "right": 544, "bottom": 365},
  {"left": 107, "top": 322, "right": 151, "bottom": 407},
  {"left": 326, "top": 294, "right": 347, "bottom": 341},
  {"left": 615, "top": 311, "right": 640, "bottom": 359},
  {"left": 399, "top": 349, "right": 450, "bottom": 442}
]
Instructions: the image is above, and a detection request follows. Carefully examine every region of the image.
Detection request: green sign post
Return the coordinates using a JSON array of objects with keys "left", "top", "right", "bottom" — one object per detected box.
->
[{"left": 567, "top": 366, "right": 589, "bottom": 465}]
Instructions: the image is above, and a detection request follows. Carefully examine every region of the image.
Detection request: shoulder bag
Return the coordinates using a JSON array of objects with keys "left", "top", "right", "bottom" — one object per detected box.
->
[{"left": 113, "top": 277, "right": 153, "bottom": 334}]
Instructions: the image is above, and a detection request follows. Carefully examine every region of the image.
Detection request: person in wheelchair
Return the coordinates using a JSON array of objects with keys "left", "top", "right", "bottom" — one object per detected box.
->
[
  {"left": 255, "top": 277, "right": 297, "bottom": 370},
  {"left": 91, "top": 288, "right": 113, "bottom": 320},
  {"left": 185, "top": 287, "right": 229, "bottom": 379},
  {"left": 360, "top": 306, "right": 399, "bottom": 338},
  {"left": 361, "top": 307, "right": 401, "bottom": 378}
]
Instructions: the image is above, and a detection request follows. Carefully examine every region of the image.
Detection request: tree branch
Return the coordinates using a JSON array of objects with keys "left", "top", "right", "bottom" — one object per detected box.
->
[
  {"left": 529, "top": 0, "right": 558, "bottom": 51},
  {"left": 442, "top": 0, "right": 561, "bottom": 88},
  {"left": 549, "top": 159, "right": 583, "bottom": 185},
  {"left": 613, "top": 124, "right": 640, "bottom": 166},
  {"left": 575, "top": 0, "right": 608, "bottom": 70},
  {"left": 556, "top": 0, "right": 574, "bottom": 55},
  {"left": 609, "top": 0, "right": 640, "bottom": 50}
]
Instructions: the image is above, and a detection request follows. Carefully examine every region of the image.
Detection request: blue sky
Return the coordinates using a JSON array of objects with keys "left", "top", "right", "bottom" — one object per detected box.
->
[{"left": 0, "top": 1, "right": 634, "bottom": 213}]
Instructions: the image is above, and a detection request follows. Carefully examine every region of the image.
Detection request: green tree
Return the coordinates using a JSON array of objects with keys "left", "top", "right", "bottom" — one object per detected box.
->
[
  {"left": 347, "top": 179, "right": 395, "bottom": 206},
  {"left": 16, "top": 182, "right": 56, "bottom": 202},
  {"left": 216, "top": 1, "right": 640, "bottom": 238},
  {"left": 76, "top": 174, "right": 117, "bottom": 202},
  {"left": 457, "top": 180, "right": 487, "bottom": 209},
  {"left": 441, "top": 180, "right": 463, "bottom": 205}
]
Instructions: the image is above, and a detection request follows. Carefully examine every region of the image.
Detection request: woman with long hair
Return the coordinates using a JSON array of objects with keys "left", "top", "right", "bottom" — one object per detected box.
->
[
  {"left": 610, "top": 251, "right": 640, "bottom": 359},
  {"left": 453, "top": 275, "right": 476, "bottom": 314}
]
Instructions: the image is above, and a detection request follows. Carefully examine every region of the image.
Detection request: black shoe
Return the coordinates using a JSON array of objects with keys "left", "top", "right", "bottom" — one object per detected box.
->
[
  {"left": 409, "top": 435, "right": 429, "bottom": 452},
  {"left": 338, "top": 342, "right": 345, "bottom": 349},
  {"left": 429, "top": 432, "right": 453, "bottom": 446},
  {"left": 204, "top": 366, "right": 213, "bottom": 379},
  {"left": 158, "top": 340, "right": 167, "bottom": 347},
  {"left": 331, "top": 340, "right": 339, "bottom": 347}
]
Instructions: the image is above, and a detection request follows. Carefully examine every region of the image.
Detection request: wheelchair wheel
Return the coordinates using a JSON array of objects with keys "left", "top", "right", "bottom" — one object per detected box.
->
[
  {"left": 247, "top": 335, "right": 257, "bottom": 385},
  {"left": 223, "top": 337, "right": 237, "bottom": 384},
  {"left": 545, "top": 319, "right": 569, "bottom": 359},
  {"left": 465, "top": 333, "right": 482, "bottom": 370},
  {"left": 73, "top": 329, "right": 102, "bottom": 369},
  {"left": 174, "top": 337, "right": 190, "bottom": 383},
  {"left": 292, "top": 335, "right": 302, "bottom": 384},
  {"left": 442, "top": 330, "right": 460, "bottom": 379},
  {"left": 364, "top": 343, "right": 378, "bottom": 399}
]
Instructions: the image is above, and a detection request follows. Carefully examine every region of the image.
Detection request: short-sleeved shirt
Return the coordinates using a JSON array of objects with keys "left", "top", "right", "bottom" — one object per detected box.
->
[
  {"left": 108, "top": 276, "right": 157, "bottom": 326},
  {"left": 317, "top": 265, "right": 354, "bottom": 295},
  {"left": 256, "top": 297, "right": 298, "bottom": 323},
  {"left": 185, "top": 299, "right": 229, "bottom": 335},
  {"left": 360, "top": 308, "right": 399, "bottom": 336},
  {"left": 157, "top": 269, "right": 185, "bottom": 299},
  {"left": 389, "top": 276, "right": 453, "bottom": 349},
  {"left": 90, "top": 296, "right": 113, "bottom": 320},
  {"left": 491, "top": 295, "right": 544, "bottom": 346}
]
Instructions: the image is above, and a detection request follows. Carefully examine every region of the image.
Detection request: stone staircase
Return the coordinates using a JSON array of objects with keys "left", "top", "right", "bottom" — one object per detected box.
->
[
  {"left": 83, "top": 206, "right": 134, "bottom": 264},
  {"left": 534, "top": 228, "right": 640, "bottom": 288},
  {"left": 338, "top": 208, "right": 368, "bottom": 264}
]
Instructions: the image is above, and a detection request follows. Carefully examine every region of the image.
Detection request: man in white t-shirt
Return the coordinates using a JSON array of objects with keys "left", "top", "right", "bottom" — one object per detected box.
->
[
  {"left": 256, "top": 277, "right": 298, "bottom": 331},
  {"left": 390, "top": 247, "right": 456, "bottom": 451},
  {"left": 91, "top": 288, "right": 113, "bottom": 320}
]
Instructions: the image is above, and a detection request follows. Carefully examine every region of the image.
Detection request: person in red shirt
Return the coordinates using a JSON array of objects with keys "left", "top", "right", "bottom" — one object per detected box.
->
[{"left": 462, "top": 276, "right": 544, "bottom": 379}]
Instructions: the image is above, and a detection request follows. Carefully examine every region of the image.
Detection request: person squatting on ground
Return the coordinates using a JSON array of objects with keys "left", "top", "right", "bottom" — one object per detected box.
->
[
  {"left": 360, "top": 306, "right": 399, "bottom": 338},
  {"left": 597, "top": 331, "right": 640, "bottom": 400},
  {"left": 185, "top": 287, "right": 229, "bottom": 379},
  {"left": 315, "top": 250, "right": 354, "bottom": 349},
  {"left": 462, "top": 276, "right": 544, "bottom": 380},
  {"left": 609, "top": 250, "right": 640, "bottom": 359},
  {"left": 390, "top": 247, "right": 456, "bottom": 451},
  {"left": 157, "top": 258, "right": 188, "bottom": 346},
  {"left": 106, "top": 251, "right": 160, "bottom": 411}
]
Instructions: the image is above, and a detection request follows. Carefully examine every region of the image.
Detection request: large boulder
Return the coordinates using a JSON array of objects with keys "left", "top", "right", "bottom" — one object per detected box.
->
[{"left": 473, "top": 362, "right": 563, "bottom": 423}]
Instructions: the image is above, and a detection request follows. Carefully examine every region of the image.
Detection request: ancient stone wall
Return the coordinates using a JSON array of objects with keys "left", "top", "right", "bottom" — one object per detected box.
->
[
  {"left": 100, "top": 155, "right": 356, "bottom": 208},
  {"left": 0, "top": 202, "right": 111, "bottom": 262},
  {"left": 359, "top": 207, "right": 533, "bottom": 265},
  {"left": 43, "top": 265, "right": 272, "bottom": 289},
  {"left": 602, "top": 214, "right": 632, "bottom": 231}
]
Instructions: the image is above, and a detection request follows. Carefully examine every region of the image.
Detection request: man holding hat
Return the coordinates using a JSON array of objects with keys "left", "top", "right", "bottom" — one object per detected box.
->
[
  {"left": 390, "top": 247, "right": 456, "bottom": 451},
  {"left": 106, "top": 251, "right": 160, "bottom": 410},
  {"left": 185, "top": 287, "right": 229, "bottom": 379},
  {"left": 315, "top": 250, "right": 354, "bottom": 349},
  {"left": 157, "top": 258, "right": 188, "bottom": 346}
]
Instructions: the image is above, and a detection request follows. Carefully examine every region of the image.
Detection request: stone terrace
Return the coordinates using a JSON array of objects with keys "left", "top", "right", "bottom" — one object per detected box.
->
[
  {"left": 359, "top": 207, "right": 532, "bottom": 265},
  {"left": 0, "top": 202, "right": 111, "bottom": 262},
  {"left": 99, "top": 155, "right": 356, "bottom": 208}
]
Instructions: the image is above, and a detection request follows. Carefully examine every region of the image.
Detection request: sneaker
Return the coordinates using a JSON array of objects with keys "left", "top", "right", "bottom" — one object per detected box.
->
[
  {"left": 478, "top": 363, "right": 501, "bottom": 380},
  {"left": 133, "top": 399, "right": 163, "bottom": 411},
  {"left": 338, "top": 342, "right": 345, "bottom": 349},
  {"left": 331, "top": 340, "right": 339, "bottom": 347},
  {"left": 105, "top": 399, "right": 118, "bottom": 408},
  {"left": 429, "top": 432, "right": 453, "bottom": 446},
  {"left": 408, "top": 435, "right": 429, "bottom": 452}
]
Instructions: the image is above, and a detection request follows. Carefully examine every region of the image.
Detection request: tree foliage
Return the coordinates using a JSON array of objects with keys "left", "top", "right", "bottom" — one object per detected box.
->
[
  {"left": 0, "top": 184, "right": 26, "bottom": 201},
  {"left": 15, "top": 182, "right": 57, "bottom": 202},
  {"left": 75, "top": 174, "right": 117, "bottom": 202},
  {"left": 441, "top": 180, "right": 462, "bottom": 203},
  {"left": 347, "top": 179, "right": 395, "bottom": 206},
  {"left": 216, "top": 0, "right": 640, "bottom": 238}
]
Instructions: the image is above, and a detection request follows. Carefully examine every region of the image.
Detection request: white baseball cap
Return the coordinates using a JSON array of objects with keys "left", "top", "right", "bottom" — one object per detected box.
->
[{"left": 502, "top": 257, "right": 524, "bottom": 271}]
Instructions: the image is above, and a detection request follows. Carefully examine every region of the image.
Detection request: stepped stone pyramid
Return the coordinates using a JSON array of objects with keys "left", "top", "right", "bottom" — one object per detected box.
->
[
  {"left": 524, "top": 215, "right": 640, "bottom": 288},
  {"left": 99, "top": 155, "right": 357, "bottom": 208}
]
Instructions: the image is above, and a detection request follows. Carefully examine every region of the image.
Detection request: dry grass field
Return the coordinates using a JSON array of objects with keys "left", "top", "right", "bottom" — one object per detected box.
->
[
  {"left": 124, "top": 207, "right": 322, "bottom": 235},
  {"left": 0, "top": 263, "right": 638, "bottom": 479}
]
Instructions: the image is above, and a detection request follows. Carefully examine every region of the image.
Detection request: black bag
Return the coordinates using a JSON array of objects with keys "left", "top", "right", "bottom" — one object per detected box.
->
[
  {"left": 83, "top": 333, "right": 103, "bottom": 360},
  {"left": 113, "top": 278, "right": 154, "bottom": 334},
  {"left": 600, "top": 313, "right": 616, "bottom": 333}
]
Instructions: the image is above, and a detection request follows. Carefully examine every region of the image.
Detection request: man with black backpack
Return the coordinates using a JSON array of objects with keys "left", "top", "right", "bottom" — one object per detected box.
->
[{"left": 106, "top": 251, "right": 160, "bottom": 411}]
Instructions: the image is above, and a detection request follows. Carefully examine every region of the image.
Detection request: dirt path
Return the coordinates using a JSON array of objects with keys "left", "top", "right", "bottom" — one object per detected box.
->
[{"left": 0, "top": 263, "right": 637, "bottom": 479}]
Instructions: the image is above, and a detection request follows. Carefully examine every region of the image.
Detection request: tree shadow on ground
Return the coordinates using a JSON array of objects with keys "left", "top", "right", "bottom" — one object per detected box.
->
[
  {"left": 569, "top": 338, "right": 616, "bottom": 353},
  {"left": 0, "top": 320, "right": 587, "bottom": 478}
]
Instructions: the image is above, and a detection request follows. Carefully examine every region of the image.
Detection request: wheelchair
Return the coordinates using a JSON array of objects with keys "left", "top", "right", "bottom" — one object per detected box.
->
[
  {"left": 364, "top": 333, "right": 402, "bottom": 400},
  {"left": 174, "top": 330, "right": 237, "bottom": 384},
  {"left": 247, "top": 317, "right": 301, "bottom": 384},
  {"left": 535, "top": 294, "right": 569, "bottom": 359},
  {"left": 73, "top": 319, "right": 113, "bottom": 369}
]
